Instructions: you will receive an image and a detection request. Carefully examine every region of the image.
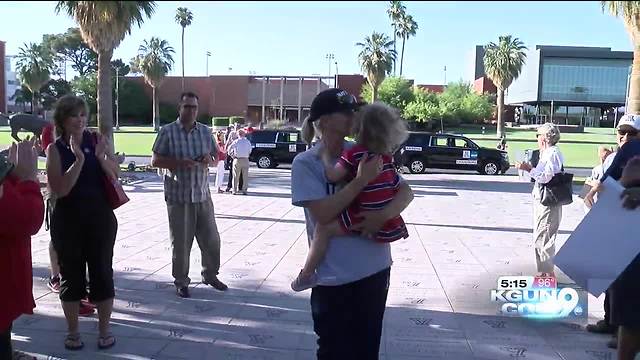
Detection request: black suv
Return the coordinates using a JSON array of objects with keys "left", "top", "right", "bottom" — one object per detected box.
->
[
  {"left": 395, "top": 132, "right": 510, "bottom": 175},
  {"left": 247, "top": 129, "right": 307, "bottom": 168}
]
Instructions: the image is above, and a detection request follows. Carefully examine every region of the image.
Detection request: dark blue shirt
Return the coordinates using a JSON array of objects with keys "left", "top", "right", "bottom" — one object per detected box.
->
[
  {"left": 55, "top": 131, "right": 106, "bottom": 204},
  {"left": 602, "top": 138, "right": 640, "bottom": 182}
]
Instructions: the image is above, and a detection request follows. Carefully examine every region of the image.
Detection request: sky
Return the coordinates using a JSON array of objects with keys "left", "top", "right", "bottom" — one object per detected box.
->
[{"left": 0, "top": 1, "right": 633, "bottom": 85}]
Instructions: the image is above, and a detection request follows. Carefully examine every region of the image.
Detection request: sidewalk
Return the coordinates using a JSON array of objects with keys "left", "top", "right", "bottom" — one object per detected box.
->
[{"left": 15, "top": 169, "right": 613, "bottom": 359}]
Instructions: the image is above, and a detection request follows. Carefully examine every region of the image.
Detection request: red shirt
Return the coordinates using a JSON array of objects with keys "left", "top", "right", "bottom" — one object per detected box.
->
[
  {"left": 0, "top": 175, "right": 44, "bottom": 330},
  {"left": 41, "top": 123, "right": 54, "bottom": 152}
]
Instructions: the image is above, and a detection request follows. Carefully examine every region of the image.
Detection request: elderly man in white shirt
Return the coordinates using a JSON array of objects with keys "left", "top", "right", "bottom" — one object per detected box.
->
[
  {"left": 228, "top": 129, "right": 252, "bottom": 195},
  {"left": 516, "top": 123, "right": 564, "bottom": 277}
]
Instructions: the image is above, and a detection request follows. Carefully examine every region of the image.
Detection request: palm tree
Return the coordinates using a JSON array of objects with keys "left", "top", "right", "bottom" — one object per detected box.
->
[
  {"left": 387, "top": 1, "right": 406, "bottom": 76},
  {"left": 483, "top": 35, "right": 527, "bottom": 138},
  {"left": 602, "top": 1, "right": 640, "bottom": 113},
  {"left": 396, "top": 13, "right": 418, "bottom": 77},
  {"left": 131, "top": 37, "right": 175, "bottom": 131},
  {"left": 16, "top": 43, "right": 53, "bottom": 114},
  {"left": 356, "top": 32, "right": 396, "bottom": 102},
  {"left": 175, "top": 7, "right": 193, "bottom": 92},
  {"left": 56, "top": 1, "right": 156, "bottom": 140}
]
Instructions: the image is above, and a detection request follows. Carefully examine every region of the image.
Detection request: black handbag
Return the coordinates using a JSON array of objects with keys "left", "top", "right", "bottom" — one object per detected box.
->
[{"left": 540, "top": 171, "right": 574, "bottom": 206}]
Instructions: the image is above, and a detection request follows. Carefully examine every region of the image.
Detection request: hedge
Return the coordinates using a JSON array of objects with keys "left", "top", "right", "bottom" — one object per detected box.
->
[
  {"left": 229, "top": 116, "right": 244, "bottom": 124},
  {"left": 213, "top": 117, "right": 229, "bottom": 127}
]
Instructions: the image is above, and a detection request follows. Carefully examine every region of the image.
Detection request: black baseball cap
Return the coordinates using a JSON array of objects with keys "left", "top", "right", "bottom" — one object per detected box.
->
[{"left": 308, "top": 88, "right": 360, "bottom": 122}]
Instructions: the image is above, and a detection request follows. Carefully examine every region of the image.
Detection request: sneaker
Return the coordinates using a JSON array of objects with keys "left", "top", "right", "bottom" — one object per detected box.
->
[
  {"left": 291, "top": 271, "right": 317, "bottom": 292},
  {"left": 47, "top": 276, "right": 61, "bottom": 293},
  {"left": 79, "top": 302, "right": 95, "bottom": 317}
]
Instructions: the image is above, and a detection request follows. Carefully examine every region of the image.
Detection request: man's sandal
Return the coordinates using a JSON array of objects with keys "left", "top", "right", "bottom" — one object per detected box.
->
[
  {"left": 64, "top": 333, "right": 84, "bottom": 351},
  {"left": 98, "top": 333, "right": 116, "bottom": 350}
]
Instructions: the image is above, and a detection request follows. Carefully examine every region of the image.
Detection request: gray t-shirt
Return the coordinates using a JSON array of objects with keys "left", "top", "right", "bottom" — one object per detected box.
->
[{"left": 291, "top": 142, "right": 393, "bottom": 286}]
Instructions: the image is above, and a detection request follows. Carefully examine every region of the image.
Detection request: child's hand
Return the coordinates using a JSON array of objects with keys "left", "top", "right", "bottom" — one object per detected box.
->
[{"left": 355, "top": 154, "right": 382, "bottom": 186}]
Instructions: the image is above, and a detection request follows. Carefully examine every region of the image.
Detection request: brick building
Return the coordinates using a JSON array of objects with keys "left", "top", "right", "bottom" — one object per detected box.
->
[{"left": 128, "top": 74, "right": 367, "bottom": 126}]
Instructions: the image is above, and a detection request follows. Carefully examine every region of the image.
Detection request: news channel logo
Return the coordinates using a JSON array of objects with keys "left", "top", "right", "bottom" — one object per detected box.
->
[{"left": 490, "top": 276, "right": 587, "bottom": 319}]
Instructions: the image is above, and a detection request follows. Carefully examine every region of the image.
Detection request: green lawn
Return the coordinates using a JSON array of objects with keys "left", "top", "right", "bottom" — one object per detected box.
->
[{"left": 1, "top": 124, "right": 619, "bottom": 168}]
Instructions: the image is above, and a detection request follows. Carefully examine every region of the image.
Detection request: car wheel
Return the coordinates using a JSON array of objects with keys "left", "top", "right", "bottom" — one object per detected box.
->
[
  {"left": 481, "top": 161, "right": 499, "bottom": 175},
  {"left": 409, "top": 158, "right": 426, "bottom": 174},
  {"left": 257, "top": 154, "right": 274, "bottom": 169}
]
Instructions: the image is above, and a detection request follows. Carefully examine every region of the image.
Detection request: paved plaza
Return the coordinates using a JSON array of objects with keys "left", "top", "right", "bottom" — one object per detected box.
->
[{"left": 13, "top": 167, "right": 616, "bottom": 360}]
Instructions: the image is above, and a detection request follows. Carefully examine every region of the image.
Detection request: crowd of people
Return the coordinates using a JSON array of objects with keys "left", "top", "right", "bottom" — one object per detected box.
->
[{"left": 2, "top": 87, "right": 640, "bottom": 360}]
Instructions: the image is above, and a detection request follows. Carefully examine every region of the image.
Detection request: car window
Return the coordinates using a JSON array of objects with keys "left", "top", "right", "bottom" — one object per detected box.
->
[
  {"left": 407, "top": 134, "right": 430, "bottom": 147},
  {"left": 432, "top": 137, "right": 448, "bottom": 147},
  {"left": 250, "top": 131, "right": 276, "bottom": 143},
  {"left": 278, "top": 132, "right": 299, "bottom": 143},
  {"left": 452, "top": 138, "right": 471, "bottom": 148}
]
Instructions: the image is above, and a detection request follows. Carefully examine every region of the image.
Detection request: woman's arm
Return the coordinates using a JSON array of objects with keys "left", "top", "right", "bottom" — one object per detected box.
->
[
  {"left": 302, "top": 155, "right": 382, "bottom": 225},
  {"left": 46, "top": 142, "right": 84, "bottom": 198},
  {"left": 530, "top": 149, "right": 562, "bottom": 184}
]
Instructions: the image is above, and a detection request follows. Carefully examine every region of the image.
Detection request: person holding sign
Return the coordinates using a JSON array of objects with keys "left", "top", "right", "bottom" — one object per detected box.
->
[{"left": 515, "top": 123, "right": 564, "bottom": 277}]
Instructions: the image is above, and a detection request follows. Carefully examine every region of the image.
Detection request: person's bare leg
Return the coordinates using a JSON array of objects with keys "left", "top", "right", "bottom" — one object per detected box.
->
[
  {"left": 617, "top": 326, "right": 640, "bottom": 360},
  {"left": 95, "top": 298, "right": 114, "bottom": 337},
  {"left": 61, "top": 301, "right": 80, "bottom": 334},
  {"left": 300, "top": 220, "right": 344, "bottom": 276}
]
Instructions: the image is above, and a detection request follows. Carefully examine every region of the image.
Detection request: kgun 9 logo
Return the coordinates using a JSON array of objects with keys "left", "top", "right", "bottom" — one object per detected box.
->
[{"left": 490, "top": 288, "right": 582, "bottom": 319}]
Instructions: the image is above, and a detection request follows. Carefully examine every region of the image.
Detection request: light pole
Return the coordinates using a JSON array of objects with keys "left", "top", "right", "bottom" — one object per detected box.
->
[
  {"left": 334, "top": 61, "right": 339, "bottom": 88},
  {"left": 444, "top": 65, "right": 447, "bottom": 85},
  {"left": 206, "top": 51, "right": 211, "bottom": 76},
  {"left": 325, "top": 53, "right": 334, "bottom": 78},
  {"left": 115, "top": 67, "right": 120, "bottom": 130}
]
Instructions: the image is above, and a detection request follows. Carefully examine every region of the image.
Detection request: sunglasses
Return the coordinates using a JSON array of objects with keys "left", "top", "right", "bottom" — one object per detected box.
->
[
  {"left": 336, "top": 91, "right": 356, "bottom": 105},
  {"left": 618, "top": 129, "right": 639, "bottom": 137},
  {"left": 182, "top": 104, "right": 198, "bottom": 110}
]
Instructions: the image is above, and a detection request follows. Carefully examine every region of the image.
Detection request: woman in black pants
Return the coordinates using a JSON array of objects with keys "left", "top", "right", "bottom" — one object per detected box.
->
[{"left": 46, "top": 95, "right": 120, "bottom": 351}]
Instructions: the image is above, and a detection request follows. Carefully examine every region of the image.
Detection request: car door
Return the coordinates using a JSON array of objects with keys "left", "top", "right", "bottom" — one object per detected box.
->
[
  {"left": 276, "top": 131, "right": 304, "bottom": 163},
  {"left": 428, "top": 135, "right": 456, "bottom": 168},
  {"left": 450, "top": 137, "right": 480, "bottom": 170}
]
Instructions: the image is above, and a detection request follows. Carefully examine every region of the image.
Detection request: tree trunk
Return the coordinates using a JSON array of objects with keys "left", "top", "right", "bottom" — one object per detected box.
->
[
  {"left": 393, "top": 29, "right": 397, "bottom": 76},
  {"left": 400, "top": 36, "right": 406, "bottom": 77},
  {"left": 31, "top": 91, "right": 36, "bottom": 114},
  {"left": 628, "top": 29, "right": 640, "bottom": 114},
  {"left": 496, "top": 89, "right": 505, "bottom": 138},
  {"left": 372, "top": 84, "right": 378, "bottom": 103},
  {"left": 181, "top": 27, "right": 185, "bottom": 92},
  {"left": 97, "top": 51, "right": 115, "bottom": 142},
  {"left": 152, "top": 85, "right": 160, "bottom": 132}
]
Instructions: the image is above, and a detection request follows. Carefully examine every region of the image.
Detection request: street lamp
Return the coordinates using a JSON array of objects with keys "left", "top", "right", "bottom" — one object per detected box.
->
[
  {"left": 325, "top": 53, "right": 334, "bottom": 78},
  {"left": 206, "top": 51, "right": 212, "bottom": 76},
  {"left": 115, "top": 67, "right": 120, "bottom": 130},
  {"left": 334, "top": 61, "right": 339, "bottom": 88}
]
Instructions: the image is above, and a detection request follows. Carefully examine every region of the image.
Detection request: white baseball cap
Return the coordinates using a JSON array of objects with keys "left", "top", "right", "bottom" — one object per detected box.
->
[{"left": 617, "top": 114, "right": 640, "bottom": 130}]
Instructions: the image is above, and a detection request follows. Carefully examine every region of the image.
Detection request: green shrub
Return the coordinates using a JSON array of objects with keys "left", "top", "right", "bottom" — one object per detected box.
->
[
  {"left": 159, "top": 103, "right": 178, "bottom": 125},
  {"left": 197, "top": 114, "right": 212, "bottom": 126},
  {"left": 213, "top": 117, "right": 229, "bottom": 127}
]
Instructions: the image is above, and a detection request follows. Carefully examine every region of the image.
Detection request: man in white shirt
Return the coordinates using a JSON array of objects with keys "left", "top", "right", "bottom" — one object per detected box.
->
[{"left": 228, "top": 129, "right": 252, "bottom": 195}]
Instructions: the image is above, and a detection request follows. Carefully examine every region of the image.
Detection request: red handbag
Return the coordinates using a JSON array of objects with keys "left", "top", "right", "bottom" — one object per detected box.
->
[{"left": 92, "top": 133, "right": 129, "bottom": 209}]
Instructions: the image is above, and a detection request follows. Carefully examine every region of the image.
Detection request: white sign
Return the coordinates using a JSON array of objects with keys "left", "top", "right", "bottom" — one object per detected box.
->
[
  {"left": 555, "top": 178, "right": 640, "bottom": 296},
  {"left": 255, "top": 143, "right": 276, "bottom": 148},
  {"left": 456, "top": 159, "right": 477, "bottom": 165},
  {"left": 405, "top": 146, "right": 422, "bottom": 152},
  {"left": 289, "top": 144, "right": 297, "bottom": 152},
  {"left": 463, "top": 150, "right": 471, "bottom": 159}
]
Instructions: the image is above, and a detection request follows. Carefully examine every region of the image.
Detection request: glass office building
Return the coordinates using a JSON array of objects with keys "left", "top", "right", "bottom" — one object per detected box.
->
[{"left": 504, "top": 46, "right": 632, "bottom": 126}]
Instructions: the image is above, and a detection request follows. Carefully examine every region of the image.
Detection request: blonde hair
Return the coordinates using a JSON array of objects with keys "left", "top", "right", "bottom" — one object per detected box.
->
[
  {"left": 301, "top": 116, "right": 323, "bottom": 145},
  {"left": 352, "top": 102, "right": 408, "bottom": 154}
]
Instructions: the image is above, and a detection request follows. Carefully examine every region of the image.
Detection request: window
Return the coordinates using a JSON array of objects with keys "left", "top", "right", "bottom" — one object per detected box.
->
[
  {"left": 248, "top": 131, "right": 276, "bottom": 143},
  {"left": 277, "top": 132, "right": 299, "bottom": 143},
  {"left": 432, "top": 137, "right": 448, "bottom": 147},
  {"left": 452, "top": 138, "right": 471, "bottom": 148},
  {"left": 406, "top": 134, "right": 429, "bottom": 147}
]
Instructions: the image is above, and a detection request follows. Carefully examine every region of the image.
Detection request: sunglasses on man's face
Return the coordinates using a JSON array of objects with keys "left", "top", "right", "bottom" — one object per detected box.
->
[
  {"left": 182, "top": 104, "right": 198, "bottom": 110},
  {"left": 618, "top": 129, "right": 639, "bottom": 137}
]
